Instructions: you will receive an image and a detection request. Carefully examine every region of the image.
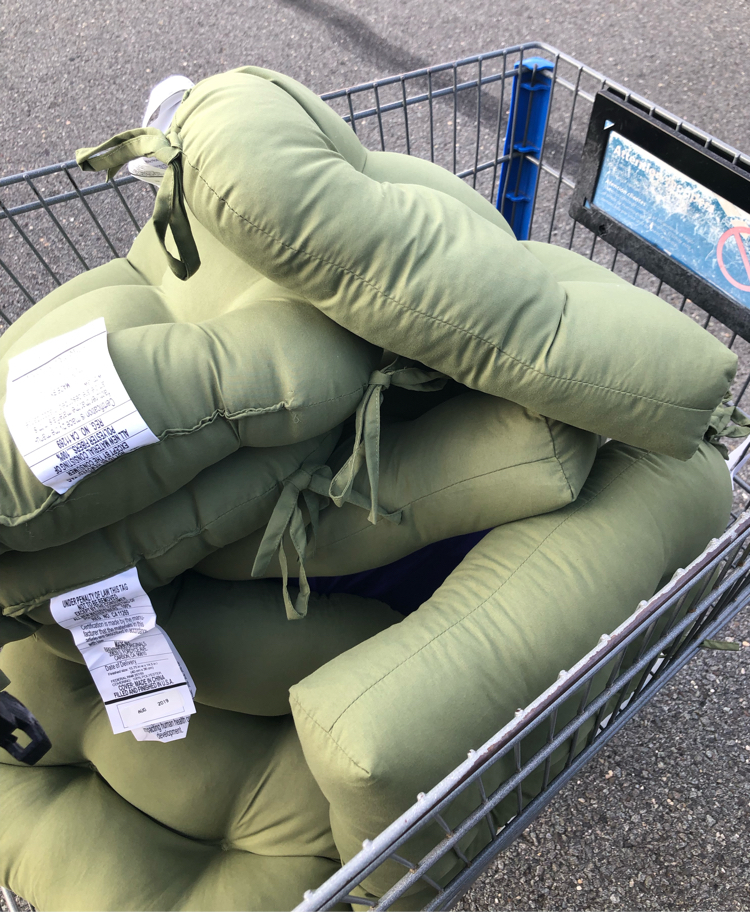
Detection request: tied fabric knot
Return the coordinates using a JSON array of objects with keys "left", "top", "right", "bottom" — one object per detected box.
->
[
  {"left": 76, "top": 127, "right": 200, "bottom": 281},
  {"left": 251, "top": 461, "right": 334, "bottom": 620},
  {"left": 329, "top": 357, "right": 447, "bottom": 524},
  {"left": 705, "top": 391, "right": 750, "bottom": 459}
]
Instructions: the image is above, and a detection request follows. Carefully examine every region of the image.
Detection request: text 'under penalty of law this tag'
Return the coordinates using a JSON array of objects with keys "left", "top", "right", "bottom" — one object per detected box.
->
[
  {"left": 50, "top": 568, "right": 196, "bottom": 741},
  {"left": 4, "top": 317, "right": 159, "bottom": 494}
]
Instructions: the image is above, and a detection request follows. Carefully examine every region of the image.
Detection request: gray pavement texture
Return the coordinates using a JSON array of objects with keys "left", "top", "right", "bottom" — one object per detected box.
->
[
  {"left": 456, "top": 614, "right": 750, "bottom": 912},
  {"left": 1, "top": 1, "right": 750, "bottom": 910}
]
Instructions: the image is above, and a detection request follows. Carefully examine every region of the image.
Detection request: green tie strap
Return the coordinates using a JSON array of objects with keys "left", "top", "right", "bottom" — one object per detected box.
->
[
  {"left": 76, "top": 127, "right": 200, "bottom": 281},
  {"left": 251, "top": 461, "right": 334, "bottom": 620},
  {"left": 329, "top": 358, "right": 447, "bottom": 524},
  {"left": 705, "top": 392, "right": 750, "bottom": 459}
]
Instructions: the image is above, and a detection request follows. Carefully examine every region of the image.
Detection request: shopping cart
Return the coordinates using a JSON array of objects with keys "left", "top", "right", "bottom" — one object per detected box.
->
[{"left": 1, "top": 41, "right": 749, "bottom": 912}]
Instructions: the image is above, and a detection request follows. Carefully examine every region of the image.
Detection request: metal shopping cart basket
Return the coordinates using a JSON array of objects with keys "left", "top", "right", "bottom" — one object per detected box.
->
[{"left": 2, "top": 41, "right": 750, "bottom": 912}]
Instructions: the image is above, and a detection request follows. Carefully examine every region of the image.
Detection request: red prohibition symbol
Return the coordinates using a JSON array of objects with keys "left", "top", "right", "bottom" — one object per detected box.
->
[{"left": 716, "top": 225, "right": 750, "bottom": 293}]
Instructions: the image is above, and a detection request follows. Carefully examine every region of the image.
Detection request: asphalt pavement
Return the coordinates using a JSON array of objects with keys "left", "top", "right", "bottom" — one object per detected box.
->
[{"left": 1, "top": 0, "right": 749, "bottom": 909}]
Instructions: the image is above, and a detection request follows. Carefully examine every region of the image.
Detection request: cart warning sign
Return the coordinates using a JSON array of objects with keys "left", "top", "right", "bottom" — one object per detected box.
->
[
  {"left": 717, "top": 226, "right": 750, "bottom": 292},
  {"left": 593, "top": 132, "right": 750, "bottom": 309}
]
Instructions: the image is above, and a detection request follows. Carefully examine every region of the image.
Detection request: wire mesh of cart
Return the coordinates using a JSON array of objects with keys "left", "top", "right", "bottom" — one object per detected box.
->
[{"left": 2, "top": 41, "right": 750, "bottom": 912}]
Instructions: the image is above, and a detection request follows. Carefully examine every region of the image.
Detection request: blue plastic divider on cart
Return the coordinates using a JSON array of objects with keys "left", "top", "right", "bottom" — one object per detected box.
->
[{"left": 497, "top": 57, "right": 554, "bottom": 239}]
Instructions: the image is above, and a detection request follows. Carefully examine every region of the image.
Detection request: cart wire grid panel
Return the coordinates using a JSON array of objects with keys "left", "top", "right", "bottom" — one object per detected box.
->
[{"left": 1, "top": 42, "right": 750, "bottom": 912}]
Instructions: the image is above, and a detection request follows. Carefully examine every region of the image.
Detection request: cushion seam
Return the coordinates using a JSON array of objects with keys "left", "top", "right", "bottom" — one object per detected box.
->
[
  {"left": 290, "top": 692, "right": 371, "bottom": 775},
  {"left": 544, "top": 418, "right": 576, "bottom": 501}
]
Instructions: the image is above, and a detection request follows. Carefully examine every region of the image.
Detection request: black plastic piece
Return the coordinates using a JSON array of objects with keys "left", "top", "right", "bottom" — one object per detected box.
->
[{"left": 0, "top": 691, "right": 52, "bottom": 765}]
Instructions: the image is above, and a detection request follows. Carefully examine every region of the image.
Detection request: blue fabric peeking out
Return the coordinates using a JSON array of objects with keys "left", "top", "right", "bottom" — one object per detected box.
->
[{"left": 295, "top": 529, "right": 491, "bottom": 616}]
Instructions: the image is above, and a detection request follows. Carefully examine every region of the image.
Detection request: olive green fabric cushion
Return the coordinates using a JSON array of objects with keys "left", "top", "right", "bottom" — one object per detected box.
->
[
  {"left": 0, "top": 211, "right": 380, "bottom": 553},
  {"left": 0, "top": 428, "right": 339, "bottom": 619},
  {"left": 34, "top": 571, "right": 402, "bottom": 716},
  {"left": 0, "top": 575, "right": 400, "bottom": 909},
  {"left": 289, "top": 440, "right": 731, "bottom": 897},
  {"left": 84, "top": 66, "right": 736, "bottom": 461},
  {"left": 520, "top": 240, "right": 632, "bottom": 285},
  {"left": 361, "top": 149, "right": 515, "bottom": 236},
  {"left": 198, "top": 391, "right": 598, "bottom": 580},
  {"left": 0, "top": 639, "right": 340, "bottom": 911},
  {"left": 1, "top": 762, "right": 339, "bottom": 912},
  {"left": 0, "top": 258, "right": 152, "bottom": 360},
  {"left": 0, "top": 612, "right": 40, "bottom": 648}
]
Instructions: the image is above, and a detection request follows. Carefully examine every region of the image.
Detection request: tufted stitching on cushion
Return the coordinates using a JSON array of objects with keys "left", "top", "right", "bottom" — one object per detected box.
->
[{"left": 2, "top": 432, "right": 338, "bottom": 617}]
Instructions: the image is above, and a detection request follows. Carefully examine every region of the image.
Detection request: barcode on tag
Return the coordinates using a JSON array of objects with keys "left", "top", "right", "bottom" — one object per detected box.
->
[{"left": 4, "top": 318, "right": 159, "bottom": 494}]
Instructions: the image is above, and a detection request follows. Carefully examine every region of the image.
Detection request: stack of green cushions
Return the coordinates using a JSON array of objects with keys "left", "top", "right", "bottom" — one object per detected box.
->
[
  {"left": 0, "top": 580, "right": 402, "bottom": 910},
  {"left": 0, "top": 65, "right": 740, "bottom": 910}
]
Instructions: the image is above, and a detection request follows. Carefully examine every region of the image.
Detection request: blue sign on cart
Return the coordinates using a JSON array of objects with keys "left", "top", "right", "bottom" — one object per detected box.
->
[
  {"left": 593, "top": 132, "right": 750, "bottom": 307},
  {"left": 570, "top": 91, "right": 750, "bottom": 339}
]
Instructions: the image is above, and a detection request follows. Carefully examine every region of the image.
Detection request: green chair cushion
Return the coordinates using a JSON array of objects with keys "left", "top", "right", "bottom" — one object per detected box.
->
[
  {"left": 0, "top": 575, "right": 401, "bottom": 909},
  {"left": 0, "top": 428, "right": 339, "bottom": 620},
  {"left": 79, "top": 66, "right": 737, "bottom": 463},
  {"left": 34, "top": 571, "right": 402, "bottom": 716},
  {"left": 0, "top": 646, "right": 339, "bottom": 911},
  {"left": 0, "top": 258, "right": 151, "bottom": 360},
  {"left": 198, "top": 391, "right": 598, "bottom": 580},
  {"left": 289, "top": 439, "right": 731, "bottom": 898},
  {"left": 0, "top": 211, "right": 380, "bottom": 553}
]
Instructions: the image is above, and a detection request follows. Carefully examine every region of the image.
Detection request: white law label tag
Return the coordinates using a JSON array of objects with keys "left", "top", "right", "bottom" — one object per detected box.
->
[
  {"left": 132, "top": 716, "right": 192, "bottom": 742},
  {"left": 4, "top": 317, "right": 159, "bottom": 494},
  {"left": 131, "top": 716, "right": 192, "bottom": 743},
  {"left": 129, "top": 628, "right": 196, "bottom": 743},
  {"left": 50, "top": 567, "right": 156, "bottom": 650},
  {"left": 115, "top": 686, "right": 187, "bottom": 730},
  {"left": 50, "top": 569, "right": 196, "bottom": 737}
]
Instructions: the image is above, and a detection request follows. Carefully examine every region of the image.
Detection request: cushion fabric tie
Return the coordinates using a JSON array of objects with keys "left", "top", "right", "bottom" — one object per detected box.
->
[
  {"left": 251, "top": 461, "right": 334, "bottom": 620},
  {"left": 705, "top": 391, "right": 750, "bottom": 459},
  {"left": 329, "top": 358, "right": 447, "bottom": 524},
  {"left": 76, "top": 127, "right": 201, "bottom": 281}
]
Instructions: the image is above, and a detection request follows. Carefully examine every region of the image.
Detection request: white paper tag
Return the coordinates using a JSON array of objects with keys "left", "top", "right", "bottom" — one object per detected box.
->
[
  {"left": 131, "top": 715, "right": 192, "bottom": 743},
  {"left": 128, "top": 158, "right": 171, "bottom": 184},
  {"left": 4, "top": 318, "right": 159, "bottom": 494},
  {"left": 50, "top": 569, "right": 196, "bottom": 738},
  {"left": 115, "top": 686, "right": 186, "bottom": 729},
  {"left": 51, "top": 567, "right": 156, "bottom": 650},
  {"left": 130, "top": 627, "right": 196, "bottom": 744}
]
